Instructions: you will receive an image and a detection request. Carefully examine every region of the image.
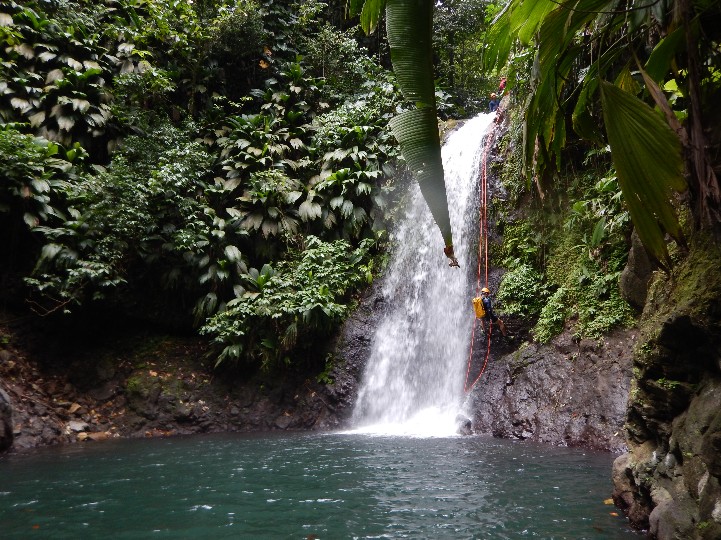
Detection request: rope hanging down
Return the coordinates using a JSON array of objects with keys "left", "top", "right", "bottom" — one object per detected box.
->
[{"left": 464, "top": 128, "right": 495, "bottom": 393}]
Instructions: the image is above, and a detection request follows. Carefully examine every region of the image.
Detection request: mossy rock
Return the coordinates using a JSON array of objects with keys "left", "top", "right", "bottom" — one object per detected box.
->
[{"left": 126, "top": 373, "right": 157, "bottom": 398}]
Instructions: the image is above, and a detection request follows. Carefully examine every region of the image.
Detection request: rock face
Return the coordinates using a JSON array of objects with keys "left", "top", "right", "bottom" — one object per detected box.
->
[
  {"left": 0, "top": 279, "right": 382, "bottom": 452},
  {"left": 322, "top": 280, "right": 384, "bottom": 427},
  {"left": 0, "top": 385, "right": 13, "bottom": 452},
  {"left": 612, "top": 237, "right": 721, "bottom": 539},
  {"left": 467, "top": 328, "right": 633, "bottom": 452},
  {"left": 620, "top": 229, "right": 656, "bottom": 311}
]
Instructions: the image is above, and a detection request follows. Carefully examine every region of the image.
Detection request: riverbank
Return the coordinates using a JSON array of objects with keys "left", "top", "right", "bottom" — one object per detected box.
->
[
  {"left": 0, "top": 309, "right": 357, "bottom": 452},
  {"left": 0, "top": 286, "right": 635, "bottom": 456}
]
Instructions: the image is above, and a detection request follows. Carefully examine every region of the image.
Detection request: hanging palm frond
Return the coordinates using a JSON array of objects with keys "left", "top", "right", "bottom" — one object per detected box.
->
[
  {"left": 385, "top": 0, "right": 455, "bottom": 257},
  {"left": 351, "top": 0, "right": 456, "bottom": 262},
  {"left": 389, "top": 107, "right": 451, "bottom": 246},
  {"left": 599, "top": 81, "right": 686, "bottom": 268}
]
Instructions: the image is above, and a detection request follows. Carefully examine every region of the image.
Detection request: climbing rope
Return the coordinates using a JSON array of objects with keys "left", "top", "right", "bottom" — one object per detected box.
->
[{"left": 464, "top": 125, "right": 496, "bottom": 393}]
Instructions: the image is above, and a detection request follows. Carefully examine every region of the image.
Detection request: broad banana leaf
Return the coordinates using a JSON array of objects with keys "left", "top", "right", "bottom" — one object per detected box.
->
[
  {"left": 350, "top": 0, "right": 454, "bottom": 255},
  {"left": 385, "top": 0, "right": 454, "bottom": 252},
  {"left": 389, "top": 108, "right": 452, "bottom": 246},
  {"left": 348, "top": 0, "right": 386, "bottom": 34},
  {"left": 599, "top": 81, "right": 686, "bottom": 268}
]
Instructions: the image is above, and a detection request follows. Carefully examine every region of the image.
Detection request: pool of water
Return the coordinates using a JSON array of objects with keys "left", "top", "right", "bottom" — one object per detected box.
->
[{"left": 0, "top": 432, "right": 640, "bottom": 539}]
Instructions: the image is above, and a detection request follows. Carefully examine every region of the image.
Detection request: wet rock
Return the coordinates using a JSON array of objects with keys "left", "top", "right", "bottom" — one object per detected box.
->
[
  {"left": 648, "top": 486, "right": 696, "bottom": 540},
  {"left": 324, "top": 281, "right": 385, "bottom": 418},
  {"left": 455, "top": 414, "right": 472, "bottom": 435},
  {"left": 614, "top": 239, "right": 721, "bottom": 538},
  {"left": 274, "top": 414, "right": 292, "bottom": 430},
  {"left": 612, "top": 452, "right": 652, "bottom": 530},
  {"left": 0, "top": 386, "right": 13, "bottom": 452},
  {"left": 551, "top": 332, "right": 576, "bottom": 355},
  {"left": 88, "top": 381, "right": 119, "bottom": 401},
  {"left": 95, "top": 358, "right": 116, "bottom": 382},
  {"left": 67, "top": 420, "right": 89, "bottom": 432},
  {"left": 468, "top": 328, "right": 632, "bottom": 452},
  {"left": 620, "top": 229, "right": 655, "bottom": 310}
]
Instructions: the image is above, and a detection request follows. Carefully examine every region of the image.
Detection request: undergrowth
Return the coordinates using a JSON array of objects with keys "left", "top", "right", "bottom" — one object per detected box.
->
[{"left": 495, "top": 113, "right": 635, "bottom": 342}]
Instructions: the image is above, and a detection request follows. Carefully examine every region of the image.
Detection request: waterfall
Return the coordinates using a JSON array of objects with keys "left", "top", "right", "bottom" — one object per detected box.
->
[{"left": 351, "top": 113, "right": 496, "bottom": 436}]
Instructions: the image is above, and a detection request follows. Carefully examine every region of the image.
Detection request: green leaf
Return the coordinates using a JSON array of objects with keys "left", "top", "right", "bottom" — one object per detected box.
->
[
  {"left": 56, "top": 115, "right": 75, "bottom": 131},
  {"left": 241, "top": 212, "right": 263, "bottom": 231},
  {"left": 510, "top": 0, "right": 554, "bottom": 45},
  {"left": 390, "top": 108, "right": 452, "bottom": 246},
  {"left": 482, "top": 11, "right": 513, "bottom": 72},
  {"left": 572, "top": 46, "right": 624, "bottom": 143},
  {"left": 224, "top": 245, "right": 242, "bottom": 263},
  {"left": 360, "top": 0, "right": 386, "bottom": 34},
  {"left": 615, "top": 67, "right": 641, "bottom": 95},
  {"left": 590, "top": 218, "right": 605, "bottom": 248},
  {"left": 23, "top": 212, "right": 39, "bottom": 228},
  {"left": 645, "top": 26, "right": 686, "bottom": 83},
  {"left": 38, "top": 243, "right": 63, "bottom": 262},
  {"left": 347, "top": 0, "right": 366, "bottom": 17},
  {"left": 600, "top": 80, "right": 685, "bottom": 267},
  {"left": 38, "top": 51, "right": 57, "bottom": 63},
  {"left": 71, "top": 98, "right": 91, "bottom": 113},
  {"left": 15, "top": 43, "right": 34, "bottom": 59},
  {"left": 298, "top": 200, "right": 322, "bottom": 221},
  {"left": 341, "top": 199, "right": 354, "bottom": 218},
  {"left": 28, "top": 110, "right": 45, "bottom": 127},
  {"left": 356, "top": 182, "right": 372, "bottom": 195},
  {"left": 10, "top": 97, "right": 31, "bottom": 113},
  {"left": 385, "top": 0, "right": 435, "bottom": 107},
  {"left": 45, "top": 69, "right": 65, "bottom": 84}
]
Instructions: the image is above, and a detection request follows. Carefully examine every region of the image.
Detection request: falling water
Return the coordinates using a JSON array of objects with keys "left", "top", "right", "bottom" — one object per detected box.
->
[{"left": 352, "top": 113, "right": 496, "bottom": 436}]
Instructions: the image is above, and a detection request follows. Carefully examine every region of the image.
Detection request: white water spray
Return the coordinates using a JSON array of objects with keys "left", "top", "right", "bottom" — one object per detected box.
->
[{"left": 351, "top": 113, "right": 496, "bottom": 436}]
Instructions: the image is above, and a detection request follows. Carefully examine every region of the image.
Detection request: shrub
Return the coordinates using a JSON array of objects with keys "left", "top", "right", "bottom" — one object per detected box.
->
[
  {"left": 200, "top": 236, "right": 375, "bottom": 370},
  {"left": 497, "top": 264, "right": 544, "bottom": 317},
  {"left": 532, "top": 287, "right": 568, "bottom": 343}
]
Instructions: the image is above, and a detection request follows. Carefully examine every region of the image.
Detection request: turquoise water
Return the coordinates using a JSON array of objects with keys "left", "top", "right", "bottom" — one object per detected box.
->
[{"left": 0, "top": 433, "right": 639, "bottom": 539}]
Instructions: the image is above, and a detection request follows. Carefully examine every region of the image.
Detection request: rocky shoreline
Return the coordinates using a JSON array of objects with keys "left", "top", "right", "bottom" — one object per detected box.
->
[
  {"left": 0, "top": 277, "right": 633, "bottom": 457},
  {"left": 0, "top": 320, "right": 360, "bottom": 453}
]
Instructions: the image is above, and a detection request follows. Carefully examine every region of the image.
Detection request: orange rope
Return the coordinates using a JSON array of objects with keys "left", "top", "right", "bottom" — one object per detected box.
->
[{"left": 464, "top": 127, "right": 495, "bottom": 393}]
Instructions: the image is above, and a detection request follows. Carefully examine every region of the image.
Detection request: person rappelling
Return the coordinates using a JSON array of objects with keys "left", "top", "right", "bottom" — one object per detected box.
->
[
  {"left": 478, "top": 287, "right": 507, "bottom": 337},
  {"left": 464, "top": 115, "right": 509, "bottom": 393}
]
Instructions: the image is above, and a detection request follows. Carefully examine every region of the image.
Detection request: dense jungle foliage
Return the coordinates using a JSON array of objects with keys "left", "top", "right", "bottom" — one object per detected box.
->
[
  {"left": 4, "top": 0, "right": 718, "bottom": 371},
  {"left": 0, "top": 0, "right": 503, "bottom": 371}
]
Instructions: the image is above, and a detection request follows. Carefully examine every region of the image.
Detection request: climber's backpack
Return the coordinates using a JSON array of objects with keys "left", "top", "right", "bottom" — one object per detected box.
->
[{"left": 472, "top": 296, "right": 485, "bottom": 319}]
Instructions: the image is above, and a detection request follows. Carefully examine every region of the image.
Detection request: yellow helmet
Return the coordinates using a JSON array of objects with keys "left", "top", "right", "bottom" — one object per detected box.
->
[{"left": 481, "top": 287, "right": 490, "bottom": 294}]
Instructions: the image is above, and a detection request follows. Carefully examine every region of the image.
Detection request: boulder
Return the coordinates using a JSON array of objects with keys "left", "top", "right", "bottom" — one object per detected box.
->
[
  {"left": 468, "top": 328, "right": 633, "bottom": 452},
  {"left": 0, "top": 386, "right": 13, "bottom": 452},
  {"left": 620, "top": 229, "right": 655, "bottom": 311}
]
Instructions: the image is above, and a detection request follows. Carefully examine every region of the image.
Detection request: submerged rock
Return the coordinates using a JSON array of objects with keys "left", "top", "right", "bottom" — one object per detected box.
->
[{"left": 455, "top": 414, "right": 472, "bottom": 436}]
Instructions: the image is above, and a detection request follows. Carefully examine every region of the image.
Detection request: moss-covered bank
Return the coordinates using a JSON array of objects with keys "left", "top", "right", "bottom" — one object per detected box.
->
[{"left": 613, "top": 235, "right": 721, "bottom": 539}]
